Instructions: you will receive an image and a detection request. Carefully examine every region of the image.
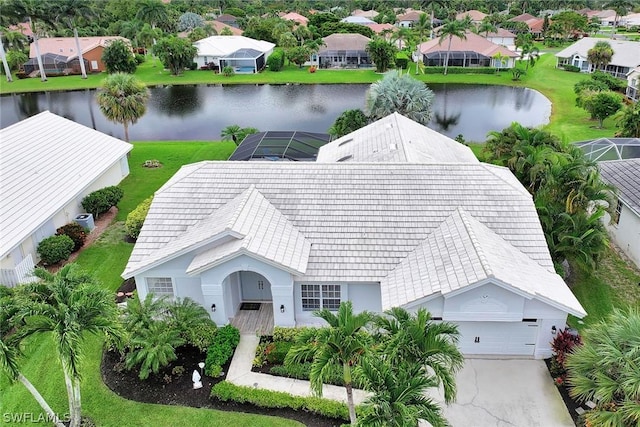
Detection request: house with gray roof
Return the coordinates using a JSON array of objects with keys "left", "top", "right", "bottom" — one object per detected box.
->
[
  {"left": 599, "top": 159, "right": 640, "bottom": 267},
  {"left": 123, "top": 113, "right": 585, "bottom": 359},
  {"left": 555, "top": 38, "right": 640, "bottom": 79},
  {"left": 1, "top": 111, "right": 132, "bottom": 286},
  {"left": 313, "top": 33, "right": 372, "bottom": 69}
]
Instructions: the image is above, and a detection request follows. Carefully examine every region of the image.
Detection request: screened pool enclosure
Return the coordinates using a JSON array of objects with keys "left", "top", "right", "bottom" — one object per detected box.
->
[
  {"left": 575, "top": 138, "right": 640, "bottom": 161},
  {"left": 423, "top": 51, "right": 492, "bottom": 67},
  {"left": 220, "top": 48, "right": 266, "bottom": 73},
  {"left": 229, "top": 131, "right": 331, "bottom": 161}
]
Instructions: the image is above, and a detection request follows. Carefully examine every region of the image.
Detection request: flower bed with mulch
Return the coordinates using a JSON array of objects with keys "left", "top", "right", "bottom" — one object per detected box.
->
[
  {"left": 101, "top": 346, "right": 347, "bottom": 427},
  {"left": 543, "top": 357, "right": 582, "bottom": 426}
]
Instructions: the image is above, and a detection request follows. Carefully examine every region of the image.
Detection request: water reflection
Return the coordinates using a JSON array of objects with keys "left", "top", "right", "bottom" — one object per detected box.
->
[{"left": 0, "top": 84, "right": 551, "bottom": 142}]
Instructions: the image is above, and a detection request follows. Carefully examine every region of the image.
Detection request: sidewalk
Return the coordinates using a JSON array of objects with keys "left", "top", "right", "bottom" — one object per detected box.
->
[{"left": 227, "top": 335, "right": 369, "bottom": 405}]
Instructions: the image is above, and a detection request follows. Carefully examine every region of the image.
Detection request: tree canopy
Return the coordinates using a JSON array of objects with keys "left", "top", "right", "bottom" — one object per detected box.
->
[{"left": 152, "top": 36, "right": 197, "bottom": 76}]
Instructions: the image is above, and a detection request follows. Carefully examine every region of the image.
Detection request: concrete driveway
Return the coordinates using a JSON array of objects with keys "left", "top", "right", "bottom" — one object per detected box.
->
[{"left": 427, "top": 359, "right": 574, "bottom": 427}]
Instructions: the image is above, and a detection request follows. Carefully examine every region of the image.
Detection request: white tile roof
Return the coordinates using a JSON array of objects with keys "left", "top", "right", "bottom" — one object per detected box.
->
[
  {"left": 193, "top": 36, "right": 275, "bottom": 58},
  {"left": 123, "top": 161, "right": 552, "bottom": 283},
  {"left": 381, "top": 208, "right": 585, "bottom": 316},
  {"left": 555, "top": 38, "right": 640, "bottom": 69},
  {"left": 0, "top": 111, "right": 132, "bottom": 258},
  {"left": 317, "top": 112, "right": 479, "bottom": 163}
]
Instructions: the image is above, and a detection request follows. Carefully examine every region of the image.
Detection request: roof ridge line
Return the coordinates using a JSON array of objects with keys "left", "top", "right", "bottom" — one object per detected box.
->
[
  {"left": 392, "top": 113, "right": 413, "bottom": 161},
  {"left": 456, "top": 208, "right": 494, "bottom": 278},
  {"left": 226, "top": 185, "right": 258, "bottom": 231}
]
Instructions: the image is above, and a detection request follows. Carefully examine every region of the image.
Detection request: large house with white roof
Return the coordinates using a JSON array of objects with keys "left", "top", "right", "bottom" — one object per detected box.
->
[
  {"left": 1, "top": 112, "right": 132, "bottom": 286},
  {"left": 193, "top": 35, "right": 275, "bottom": 72},
  {"left": 123, "top": 113, "right": 585, "bottom": 359},
  {"left": 555, "top": 38, "right": 640, "bottom": 79}
]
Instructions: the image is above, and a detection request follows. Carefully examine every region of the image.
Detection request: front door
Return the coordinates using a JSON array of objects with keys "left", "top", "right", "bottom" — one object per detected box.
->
[{"left": 240, "top": 271, "right": 272, "bottom": 301}]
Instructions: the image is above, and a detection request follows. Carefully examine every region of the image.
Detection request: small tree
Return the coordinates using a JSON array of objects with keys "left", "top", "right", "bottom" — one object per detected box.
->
[
  {"left": 177, "top": 12, "right": 204, "bottom": 32},
  {"left": 616, "top": 101, "right": 640, "bottom": 138},
  {"left": 581, "top": 91, "right": 623, "bottom": 128},
  {"left": 153, "top": 36, "right": 197, "bottom": 76},
  {"left": 102, "top": 39, "right": 137, "bottom": 74},
  {"left": 287, "top": 45, "right": 311, "bottom": 68},
  {"left": 366, "top": 38, "right": 396, "bottom": 73},
  {"left": 329, "top": 109, "right": 369, "bottom": 138},
  {"left": 37, "top": 235, "right": 74, "bottom": 265}
]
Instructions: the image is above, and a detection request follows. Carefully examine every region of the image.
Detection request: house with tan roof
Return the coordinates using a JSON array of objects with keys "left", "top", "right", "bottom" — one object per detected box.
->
[
  {"left": 555, "top": 38, "right": 640, "bottom": 78},
  {"left": 419, "top": 31, "right": 518, "bottom": 68},
  {"left": 484, "top": 28, "right": 517, "bottom": 50},
  {"left": 397, "top": 10, "right": 426, "bottom": 28},
  {"left": 216, "top": 13, "right": 239, "bottom": 28},
  {"left": 122, "top": 112, "right": 586, "bottom": 358},
  {"left": 352, "top": 9, "right": 379, "bottom": 19},
  {"left": 312, "top": 33, "right": 372, "bottom": 69},
  {"left": 509, "top": 13, "right": 537, "bottom": 22},
  {"left": 27, "top": 36, "right": 128, "bottom": 73},
  {"left": 281, "top": 12, "right": 309, "bottom": 26},
  {"left": 456, "top": 10, "right": 487, "bottom": 24}
]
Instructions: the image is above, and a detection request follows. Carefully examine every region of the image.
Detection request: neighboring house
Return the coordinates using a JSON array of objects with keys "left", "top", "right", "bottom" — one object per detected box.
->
[
  {"left": 483, "top": 28, "right": 517, "bottom": 50},
  {"left": 627, "top": 66, "right": 639, "bottom": 102},
  {"left": 622, "top": 13, "right": 640, "bottom": 28},
  {"left": 28, "top": 36, "right": 128, "bottom": 73},
  {"left": 456, "top": 10, "right": 487, "bottom": 25},
  {"left": 313, "top": 33, "right": 372, "bottom": 68},
  {"left": 368, "top": 23, "right": 397, "bottom": 37},
  {"left": 352, "top": 9, "right": 379, "bottom": 19},
  {"left": 0, "top": 111, "right": 132, "bottom": 287},
  {"left": 8, "top": 21, "right": 33, "bottom": 40},
  {"left": 123, "top": 112, "right": 586, "bottom": 359},
  {"left": 208, "top": 20, "right": 244, "bottom": 36},
  {"left": 419, "top": 32, "right": 518, "bottom": 68},
  {"left": 594, "top": 9, "right": 617, "bottom": 27},
  {"left": 509, "top": 13, "right": 537, "bottom": 22},
  {"left": 599, "top": 159, "right": 640, "bottom": 268},
  {"left": 555, "top": 38, "right": 640, "bottom": 78},
  {"left": 193, "top": 35, "right": 275, "bottom": 72},
  {"left": 22, "top": 53, "right": 71, "bottom": 75},
  {"left": 281, "top": 12, "right": 309, "bottom": 26},
  {"left": 228, "top": 131, "right": 331, "bottom": 161},
  {"left": 340, "top": 16, "right": 376, "bottom": 25},
  {"left": 216, "top": 14, "right": 239, "bottom": 28},
  {"left": 397, "top": 10, "right": 425, "bottom": 28}
]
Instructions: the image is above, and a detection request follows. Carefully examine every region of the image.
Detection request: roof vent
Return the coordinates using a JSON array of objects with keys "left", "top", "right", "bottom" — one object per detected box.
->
[
  {"left": 390, "top": 143, "right": 397, "bottom": 150},
  {"left": 337, "top": 155, "right": 353, "bottom": 162},
  {"left": 338, "top": 138, "right": 353, "bottom": 147}
]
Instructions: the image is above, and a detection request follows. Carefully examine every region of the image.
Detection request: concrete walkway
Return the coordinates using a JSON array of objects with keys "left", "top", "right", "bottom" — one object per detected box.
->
[{"left": 227, "top": 335, "right": 369, "bottom": 404}]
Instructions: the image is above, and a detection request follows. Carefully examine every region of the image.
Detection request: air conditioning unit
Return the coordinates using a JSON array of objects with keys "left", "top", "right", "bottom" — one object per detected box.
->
[{"left": 74, "top": 213, "right": 95, "bottom": 231}]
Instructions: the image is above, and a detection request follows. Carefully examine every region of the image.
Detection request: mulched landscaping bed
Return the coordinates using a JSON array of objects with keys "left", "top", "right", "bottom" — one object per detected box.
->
[
  {"left": 101, "top": 346, "right": 347, "bottom": 427},
  {"left": 543, "top": 358, "right": 582, "bottom": 427}
]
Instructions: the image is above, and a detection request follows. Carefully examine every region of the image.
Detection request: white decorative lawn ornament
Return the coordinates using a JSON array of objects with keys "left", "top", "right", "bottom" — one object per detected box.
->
[{"left": 192, "top": 369, "right": 203, "bottom": 389}]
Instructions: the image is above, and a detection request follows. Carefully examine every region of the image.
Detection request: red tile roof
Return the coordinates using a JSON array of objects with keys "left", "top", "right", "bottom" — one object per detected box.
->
[
  {"left": 29, "top": 36, "right": 128, "bottom": 59},
  {"left": 420, "top": 31, "right": 518, "bottom": 57}
]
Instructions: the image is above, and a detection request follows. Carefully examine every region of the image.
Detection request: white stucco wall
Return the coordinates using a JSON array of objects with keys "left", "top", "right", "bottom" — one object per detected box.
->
[
  {"left": 443, "top": 283, "right": 525, "bottom": 321},
  {"left": 604, "top": 204, "right": 640, "bottom": 268}
]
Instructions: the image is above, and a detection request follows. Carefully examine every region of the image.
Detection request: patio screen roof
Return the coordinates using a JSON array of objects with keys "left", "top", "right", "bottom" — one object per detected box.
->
[
  {"left": 318, "top": 50, "right": 367, "bottom": 57},
  {"left": 424, "top": 51, "right": 488, "bottom": 60},
  {"left": 221, "top": 48, "right": 263, "bottom": 60},
  {"left": 575, "top": 137, "right": 640, "bottom": 161},
  {"left": 229, "top": 131, "right": 332, "bottom": 161}
]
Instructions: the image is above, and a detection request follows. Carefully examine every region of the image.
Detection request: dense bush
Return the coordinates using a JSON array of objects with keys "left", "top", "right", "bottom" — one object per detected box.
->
[
  {"left": 424, "top": 66, "right": 496, "bottom": 74},
  {"left": 562, "top": 64, "right": 580, "bottom": 72},
  {"left": 56, "top": 223, "right": 88, "bottom": 252},
  {"left": 134, "top": 53, "right": 145, "bottom": 64},
  {"left": 265, "top": 341, "right": 293, "bottom": 365},
  {"left": 270, "top": 362, "right": 365, "bottom": 388},
  {"left": 205, "top": 325, "right": 240, "bottom": 376},
  {"left": 395, "top": 53, "right": 409, "bottom": 69},
  {"left": 211, "top": 381, "right": 350, "bottom": 420},
  {"left": 125, "top": 197, "right": 153, "bottom": 239},
  {"left": 591, "top": 70, "right": 627, "bottom": 92},
  {"left": 166, "top": 297, "right": 217, "bottom": 351},
  {"left": 37, "top": 235, "right": 74, "bottom": 265},
  {"left": 222, "top": 65, "right": 235, "bottom": 77},
  {"left": 81, "top": 186, "right": 123, "bottom": 218},
  {"left": 267, "top": 49, "right": 285, "bottom": 72},
  {"left": 272, "top": 326, "right": 313, "bottom": 342}
]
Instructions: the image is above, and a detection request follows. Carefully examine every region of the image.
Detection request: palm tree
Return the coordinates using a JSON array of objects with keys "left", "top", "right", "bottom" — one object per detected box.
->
[
  {"left": 0, "top": 289, "right": 65, "bottom": 427},
  {"left": 420, "top": 0, "right": 446, "bottom": 39},
  {"left": 566, "top": 307, "right": 640, "bottom": 427},
  {"left": 286, "top": 301, "right": 374, "bottom": 425},
  {"left": 356, "top": 356, "right": 449, "bottom": 427},
  {"left": 587, "top": 40, "right": 614, "bottom": 71},
  {"left": 413, "top": 13, "right": 430, "bottom": 74},
  {"left": 392, "top": 26, "right": 413, "bottom": 50},
  {"left": 616, "top": 101, "right": 640, "bottom": 137},
  {"left": 365, "top": 70, "right": 435, "bottom": 125},
  {"left": 375, "top": 307, "right": 463, "bottom": 404},
  {"left": 477, "top": 20, "right": 497, "bottom": 37},
  {"left": 96, "top": 73, "right": 150, "bottom": 142},
  {"left": 554, "top": 210, "right": 609, "bottom": 270},
  {"left": 52, "top": 0, "right": 96, "bottom": 79},
  {"left": 2, "top": 30, "right": 29, "bottom": 52},
  {"left": 605, "top": 0, "right": 634, "bottom": 39},
  {"left": 438, "top": 18, "right": 470, "bottom": 75},
  {"left": 124, "top": 292, "right": 167, "bottom": 334},
  {"left": 125, "top": 320, "right": 185, "bottom": 379},
  {"left": 135, "top": 0, "right": 167, "bottom": 45},
  {"left": 17, "top": 265, "right": 122, "bottom": 427},
  {"left": 0, "top": 35, "right": 13, "bottom": 83},
  {"left": 220, "top": 124, "right": 243, "bottom": 145},
  {"left": 525, "top": 45, "right": 539, "bottom": 70}
]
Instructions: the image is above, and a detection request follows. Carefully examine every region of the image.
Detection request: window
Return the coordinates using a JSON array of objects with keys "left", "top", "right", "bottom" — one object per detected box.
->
[
  {"left": 146, "top": 277, "right": 174, "bottom": 298},
  {"left": 301, "top": 284, "right": 341, "bottom": 311},
  {"left": 612, "top": 199, "right": 623, "bottom": 225}
]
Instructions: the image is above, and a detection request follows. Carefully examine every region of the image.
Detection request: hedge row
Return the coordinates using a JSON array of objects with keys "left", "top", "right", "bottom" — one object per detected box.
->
[
  {"left": 424, "top": 66, "right": 497, "bottom": 74},
  {"left": 269, "top": 362, "right": 365, "bottom": 389},
  {"left": 205, "top": 325, "right": 240, "bottom": 377},
  {"left": 211, "top": 381, "right": 350, "bottom": 421},
  {"left": 267, "top": 49, "right": 285, "bottom": 72},
  {"left": 125, "top": 196, "right": 153, "bottom": 239}
]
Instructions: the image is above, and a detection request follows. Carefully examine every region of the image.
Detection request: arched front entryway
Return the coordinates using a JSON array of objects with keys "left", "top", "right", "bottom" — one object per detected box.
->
[{"left": 224, "top": 270, "right": 274, "bottom": 335}]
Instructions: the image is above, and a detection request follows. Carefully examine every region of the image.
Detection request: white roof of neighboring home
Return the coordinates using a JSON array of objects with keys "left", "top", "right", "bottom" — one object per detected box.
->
[
  {"left": 0, "top": 111, "right": 132, "bottom": 258},
  {"left": 317, "top": 112, "right": 479, "bottom": 163},
  {"left": 341, "top": 16, "right": 376, "bottom": 25},
  {"left": 382, "top": 208, "right": 585, "bottom": 316},
  {"left": 555, "top": 38, "right": 640, "bottom": 69},
  {"left": 193, "top": 35, "right": 275, "bottom": 57}
]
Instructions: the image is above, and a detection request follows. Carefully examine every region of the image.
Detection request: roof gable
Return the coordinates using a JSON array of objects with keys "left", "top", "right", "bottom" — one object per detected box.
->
[
  {"left": 320, "top": 33, "right": 371, "bottom": 51},
  {"left": 599, "top": 159, "right": 640, "bottom": 215},
  {"left": 0, "top": 112, "right": 132, "bottom": 258},
  {"left": 194, "top": 36, "right": 275, "bottom": 57}
]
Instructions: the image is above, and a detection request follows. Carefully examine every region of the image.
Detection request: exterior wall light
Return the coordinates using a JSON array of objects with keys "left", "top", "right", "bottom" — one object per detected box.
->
[
  {"left": 211, "top": 304, "right": 216, "bottom": 312},
  {"left": 551, "top": 325, "right": 557, "bottom": 335},
  {"left": 280, "top": 304, "right": 285, "bottom": 313}
]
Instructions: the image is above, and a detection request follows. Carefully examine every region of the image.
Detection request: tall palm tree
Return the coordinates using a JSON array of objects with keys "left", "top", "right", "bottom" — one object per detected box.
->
[
  {"left": 52, "top": 0, "right": 96, "bottom": 79},
  {"left": 420, "top": 0, "right": 446, "bottom": 39},
  {"left": 96, "top": 73, "right": 150, "bottom": 142},
  {"left": 605, "top": 0, "right": 634, "bottom": 39},
  {"left": 587, "top": 40, "right": 614, "bottom": 72},
  {"left": 135, "top": 0, "right": 167, "bottom": 45},
  {"left": 286, "top": 301, "right": 374, "bottom": 425},
  {"left": 355, "top": 356, "right": 449, "bottom": 427},
  {"left": 392, "top": 26, "right": 413, "bottom": 50},
  {"left": 438, "top": 18, "right": 470, "bottom": 75},
  {"left": 17, "top": 265, "right": 122, "bottom": 427},
  {"left": 0, "top": 289, "right": 65, "bottom": 427},
  {"left": 2, "top": 30, "right": 29, "bottom": 52},
  {"left": 413, "top": 13, "right": 430, "bottom": 74},
  {"left": 477, "top": 20, "right": 497, "bottom": 37},
  {"left": 566, "top": 307, "right": 640, "bottom": 427},
  {"left": 375, "top": 307, "right": 463, "bottom": 404},
  {"left": 0, "top": 35, "right": 13, "bottom": 82}
]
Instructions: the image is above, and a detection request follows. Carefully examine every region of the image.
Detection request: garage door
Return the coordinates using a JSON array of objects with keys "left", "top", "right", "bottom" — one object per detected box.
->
[{"left": 455, "top": 321, "right": 538, "bottom": 356}]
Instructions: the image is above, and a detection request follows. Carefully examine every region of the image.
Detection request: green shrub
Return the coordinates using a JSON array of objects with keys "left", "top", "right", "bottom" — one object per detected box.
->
[
  {"left": 265, "top": 341, "right": 293, "bottom": 365},
  {"left": 267, "top": 49, "right": 285, "bottom": 72},
  {"left": 135, "top": 53, "right": 146, "bottom": 64},
  {"left": 424, "top": 66, "right": 496, "bottom": 74},
  {"left": 189, "top": 62, "right": 198, "bottom": 70},
  {"left": 56, "top": 223, "right": 87, "bottom": 252},
  {"left": 81, "top": 186, "right": 124, "bottom": 218},
  {"left": 591, "top": 70, "right": 626, "bottom": 92},
  {"left": 37, "top": 235, "right": 74, "bottom": 265},
  {"left": 205, "top": 325, "right": 240, "bottom": 376},
  {"left": 395, "top": 53, "right": 409, "bottom": 69},
  {"left": 186, "top": 323, "right": 218, "bottom": 352},
  {"left": 222, "top": 65, "right": 235, "bottom": 76},
  {"left": 211, "top": 381, "right": 350, "bottom": 420},
  {"left": 125, "top": 196, "right": 153, "bottom": 239},
  {"left": 269, "top": 362, "right": 364, "bottom": 388},
  {"left": 562, "top": 64, "right": 580, "bottom": 72}
]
